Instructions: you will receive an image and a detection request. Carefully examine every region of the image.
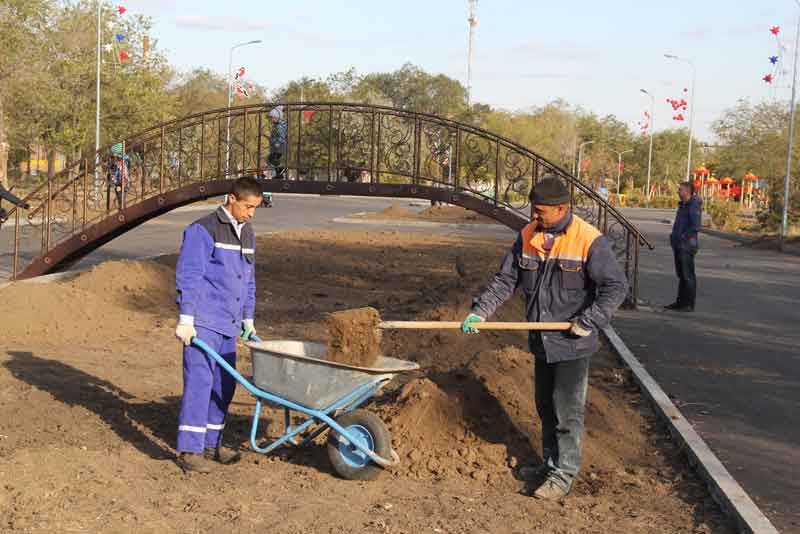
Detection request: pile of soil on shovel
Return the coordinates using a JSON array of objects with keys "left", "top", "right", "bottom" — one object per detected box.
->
[
  {"left": 0, "top": 229, "right": 733, "bottom": 534},
  {"left": 325, "top": 307, "right": 382, "bottom": 367}
]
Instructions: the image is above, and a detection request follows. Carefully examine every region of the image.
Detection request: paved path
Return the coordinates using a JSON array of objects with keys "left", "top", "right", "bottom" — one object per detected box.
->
[
  {"left": 616, "top": 208, "right": 800, "bottom": 533},
  {"left": 0, "top": 196, "right": 513, "bottom": 279}
]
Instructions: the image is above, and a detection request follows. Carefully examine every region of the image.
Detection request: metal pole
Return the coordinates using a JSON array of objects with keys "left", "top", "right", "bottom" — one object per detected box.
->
[
  {"left": 225, "top": 40, "right": 262, "bottom": 178},
  {"left": 466, "top": 0, "right": 478, "bottom": 107},
  {"left": 94, "top": 0, "right": 102, "bottom": 205},
  {"left": 576, "top": 140, "right": 594, "bottom": 183},
  {"left": 665, "top": 54, "right": 696, "bottom": 181},
  {"left": 781, "top": 7, "right": 800, "bottom": 248},
  {"left": 641, "top": 89, "right": 655, "bottom": 208},
  {"left": 612, "top": 149, "right": 633, "bottom": 202}
]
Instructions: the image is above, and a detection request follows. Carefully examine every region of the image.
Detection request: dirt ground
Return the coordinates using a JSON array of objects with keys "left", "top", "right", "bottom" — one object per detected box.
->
[
  {"left": 357, "top": 202, "right": 499, "bottom": 224},
  {"left": 0, "top": 228, "right": 732, "bottom": 533}
]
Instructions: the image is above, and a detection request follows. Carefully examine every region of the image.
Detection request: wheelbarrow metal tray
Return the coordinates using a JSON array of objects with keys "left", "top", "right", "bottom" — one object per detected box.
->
[{"left": 248, "top": 340, "right": 419, "bottom": 410}]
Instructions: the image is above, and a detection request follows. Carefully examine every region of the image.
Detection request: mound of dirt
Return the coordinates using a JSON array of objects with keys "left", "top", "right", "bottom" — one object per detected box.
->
[
  {"left": 325, "top": 307, "right": 382, "bottom": 367},
  {"left": 419, "top": 205, "right": 494, "bottom": 224},
  {"left": 1, "top": 260, "right": 175, "bottom": 347},
  {"left": 0, "top": 230, "right": 732, "bottom": 534},
  {"left": 378, "top": 202, "right": 412, "bottom": 218}
]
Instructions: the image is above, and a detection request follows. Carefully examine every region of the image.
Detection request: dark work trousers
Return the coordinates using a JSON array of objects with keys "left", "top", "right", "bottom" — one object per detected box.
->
[
  {"left": 672, "top": 245, "right": 697, "bottom": 308},
  {"left": 534, "top": 356, "right": 590, "bottom": 491},
  {"left": 268, "top": 151, "right": 285, "bottom": 179}
]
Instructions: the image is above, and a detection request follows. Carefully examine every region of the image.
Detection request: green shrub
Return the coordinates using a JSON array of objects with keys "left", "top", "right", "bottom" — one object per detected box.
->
[{"left": 705, "top": 202, "right": 742, "bottom": 232}]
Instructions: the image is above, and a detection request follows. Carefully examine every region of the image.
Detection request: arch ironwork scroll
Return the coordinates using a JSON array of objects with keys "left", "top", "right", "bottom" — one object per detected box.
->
[{"left": 1, "top": 102, "right": 652, "bottom": 305}]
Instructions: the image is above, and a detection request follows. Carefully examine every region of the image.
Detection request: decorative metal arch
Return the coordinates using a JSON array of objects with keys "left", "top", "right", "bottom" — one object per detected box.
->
[{"left": 2, "top": 102, "right": 651, "bottom": 304}]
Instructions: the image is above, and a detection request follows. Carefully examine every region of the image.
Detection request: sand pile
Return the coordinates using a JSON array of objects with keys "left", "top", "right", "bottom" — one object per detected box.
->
[{"left": 325, "top": 307, "right": 382, "bottom": 367}]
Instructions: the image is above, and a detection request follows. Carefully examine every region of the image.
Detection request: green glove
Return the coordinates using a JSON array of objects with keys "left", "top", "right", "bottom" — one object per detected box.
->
[
  {"left": 461, "top": 313, "right": 485, "bottom": 334},
  {"left": 240, "top": 319, "right": 256, "bottom": 341}
]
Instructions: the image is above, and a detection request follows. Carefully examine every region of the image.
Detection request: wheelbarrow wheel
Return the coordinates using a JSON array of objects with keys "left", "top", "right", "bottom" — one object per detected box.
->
[{"left": 327, "top": 409, "right": 391, "bottom": 481}]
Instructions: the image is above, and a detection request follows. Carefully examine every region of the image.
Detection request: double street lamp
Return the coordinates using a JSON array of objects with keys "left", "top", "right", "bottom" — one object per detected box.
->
[{"left": 225, "top": 39, "right": 262, "bottom": 177}]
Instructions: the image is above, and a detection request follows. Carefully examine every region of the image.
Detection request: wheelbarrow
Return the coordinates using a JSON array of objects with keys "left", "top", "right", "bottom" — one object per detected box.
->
[{"left": 191, "top": 336, "right": 419, "bottom": 480}]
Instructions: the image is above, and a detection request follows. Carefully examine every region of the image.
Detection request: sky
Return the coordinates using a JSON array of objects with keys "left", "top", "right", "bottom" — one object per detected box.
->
[{"left": 124, "top": 0, "right": 800, "bottom": 141}]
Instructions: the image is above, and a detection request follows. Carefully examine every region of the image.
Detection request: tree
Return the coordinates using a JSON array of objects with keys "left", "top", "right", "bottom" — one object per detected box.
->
[{"left": 0, "top": 0, "right": 54, "bottom": 185}]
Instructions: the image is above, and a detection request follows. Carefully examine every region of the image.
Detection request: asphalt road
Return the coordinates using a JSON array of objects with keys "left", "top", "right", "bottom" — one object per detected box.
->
[
  {"left": 2, "top": 197, "right": 797, "bottom": 530},
  {"left": 616, "top": 207, "right": 800, "bottom": 533}
]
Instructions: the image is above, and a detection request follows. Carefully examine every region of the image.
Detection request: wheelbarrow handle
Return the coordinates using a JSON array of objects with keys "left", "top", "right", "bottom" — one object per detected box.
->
[{"left": 379, "top": 321, "right": 572, "bottom": 331}]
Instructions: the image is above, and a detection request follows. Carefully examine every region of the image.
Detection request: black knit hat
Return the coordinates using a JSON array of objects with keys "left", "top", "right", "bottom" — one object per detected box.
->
[{"left": 529, "top": 176, "right": 570, "bottom": 205}]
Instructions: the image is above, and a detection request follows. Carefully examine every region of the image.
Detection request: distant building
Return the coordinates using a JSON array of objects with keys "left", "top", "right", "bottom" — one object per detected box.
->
[{"left": 18, "top": 144, "right": 65, "bottom": 175}]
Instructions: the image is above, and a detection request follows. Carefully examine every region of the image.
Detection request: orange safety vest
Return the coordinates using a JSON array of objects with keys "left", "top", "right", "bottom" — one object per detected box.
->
[{"left": 520, "top": 214, "right": 601, "bottom": 268}]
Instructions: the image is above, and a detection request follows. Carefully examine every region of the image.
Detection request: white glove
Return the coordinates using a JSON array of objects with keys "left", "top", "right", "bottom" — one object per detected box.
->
[
  {"left": 570, "top": 320, "right": 592, "bottom": 338},
  {"left": 175, "top": 324, "right": 197, "bottom": 346}
]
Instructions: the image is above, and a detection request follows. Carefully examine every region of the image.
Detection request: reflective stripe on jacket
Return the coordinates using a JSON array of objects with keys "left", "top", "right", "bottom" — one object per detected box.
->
[
  {"left": 176, "top": 207, "right": 256, "bottom": 338},
  {"left": 471, "top": 212, "right": 628, "bottom": 363}
]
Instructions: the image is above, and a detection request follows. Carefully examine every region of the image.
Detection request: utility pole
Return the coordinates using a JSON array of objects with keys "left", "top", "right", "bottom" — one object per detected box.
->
[
  {"left": 781, "top": 3, "right": 800, "bottom": 249},
  {"left": 665, "top": 54, "right": 697, "bottom": 182},
  {"left": 94, "top": 1, "right": 102, "bottom": 204},
  {"left": 466, "top": 0, "right": 478, "bottom": 107},
  {"left": 640, "top": 89, "right": 655, "bottom": 208}
]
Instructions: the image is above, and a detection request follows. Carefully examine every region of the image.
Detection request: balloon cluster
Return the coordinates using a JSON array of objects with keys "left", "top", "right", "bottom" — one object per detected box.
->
[{"left": 665, "top": 89, "right": 689, "bottom": 121}]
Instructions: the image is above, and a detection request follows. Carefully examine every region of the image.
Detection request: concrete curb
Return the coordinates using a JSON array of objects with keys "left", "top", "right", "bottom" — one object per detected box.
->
[
  {"left": 602, "top": 325, "right": 779, "bottom": 534},
  {"left": 332, "top": 216, "right": 513, "bottom": 235}
]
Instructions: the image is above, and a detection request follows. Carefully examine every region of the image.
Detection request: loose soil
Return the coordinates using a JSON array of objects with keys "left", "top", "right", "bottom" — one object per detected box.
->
[
  {"left": 325, "top": 307, "right": 382, "bottom": 367},
  {"left": 359, "top": 202, "right": 498, "bottom": 224},
  {"left": 0, "top": 229, "right": 732, "bottom": 533}
]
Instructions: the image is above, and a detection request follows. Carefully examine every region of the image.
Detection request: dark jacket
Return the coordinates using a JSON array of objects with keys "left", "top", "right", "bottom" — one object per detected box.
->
[
  {"left": 670, "top": 195, "right": 702, "bottom": 251},
  {"left": 471, "top": 212, "right": 628, "bottom": 363},
  {"left": 176, "top": 207, "right": 256, "bottom": 338},
  {"left": 0, "top": 184, "right": 28, "bottom": 209}
]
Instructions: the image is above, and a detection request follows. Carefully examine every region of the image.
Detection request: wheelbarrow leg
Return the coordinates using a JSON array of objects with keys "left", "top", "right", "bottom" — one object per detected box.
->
[{"left": 284, "top": 408, "right": 300, "bottom": 446}]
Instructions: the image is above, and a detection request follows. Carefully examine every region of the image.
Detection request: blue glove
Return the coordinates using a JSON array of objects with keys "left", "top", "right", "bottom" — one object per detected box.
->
[{"left": 461, "top": 313, "right": 485, "bottom": 334}]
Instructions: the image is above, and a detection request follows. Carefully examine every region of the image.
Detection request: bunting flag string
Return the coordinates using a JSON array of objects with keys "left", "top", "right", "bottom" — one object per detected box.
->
[
  {"left": 233, "top": 67, "right": 255, "bottom": 99},
  {"left": 103, "top": 4, "right": 130, "bottom": 64},
  {"left": 763, "top": 24, "right": 791, "bottom": 94}
]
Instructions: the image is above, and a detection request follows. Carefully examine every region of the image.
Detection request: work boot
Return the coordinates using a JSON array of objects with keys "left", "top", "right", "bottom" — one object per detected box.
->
[
  {"left": 518, "top": 463, "right": 550, "bottom": 481},
  {"left": 204, "top": 446, "right": 241, "bottom": 465},
  {"left": 176, "top": 452, "right": 212, "bottom": 473},
  {"left": 664, "top": 302, "right": 694, "bottom": 312},
  {"left": 532, "top": 478, "right": 569, "bottom": 501}
]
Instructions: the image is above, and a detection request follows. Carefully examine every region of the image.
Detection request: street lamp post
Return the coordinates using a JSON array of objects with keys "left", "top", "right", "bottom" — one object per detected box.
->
[
  {"left": 576, "top": 140, "right": 594, "bottom": 183},
  {"left": 225, "top": 39, "right": 262, "bottom": 178},
  {"left": 781, "top": 3, "right": 800, "bottom": 249},
  {"left": 640, "top": 89, "right": 656, "bottom": 208},
  {"left": 665, "top": 54, "right": 696, "bottom": 182},
  {"left": 612, "top": 149, "right": 633, "bottom": 203}
]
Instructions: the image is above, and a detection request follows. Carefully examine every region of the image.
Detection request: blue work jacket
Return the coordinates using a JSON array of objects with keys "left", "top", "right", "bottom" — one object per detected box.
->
[{"left": 176, "top": 207, "right": 256, "bottom": 338}]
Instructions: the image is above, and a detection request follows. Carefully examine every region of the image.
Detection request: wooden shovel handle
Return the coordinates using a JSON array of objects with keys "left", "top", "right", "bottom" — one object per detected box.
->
[{"left": 379, "top": 321, "right": 571, "bottom": 331}]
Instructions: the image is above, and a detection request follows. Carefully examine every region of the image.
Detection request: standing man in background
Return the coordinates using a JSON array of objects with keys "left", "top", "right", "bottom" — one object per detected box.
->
[
  {"left": 268, "top": 107, "right": 287, "bottom": 179},
  {"left": 665, "top": 181, "right": 701, "bottom": 312},
  {"left": 173, "top": 176, "right": 262, "bottom": 473},
  {"left": 462, "top": 176, "right": 628, "bottom": 501}
]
